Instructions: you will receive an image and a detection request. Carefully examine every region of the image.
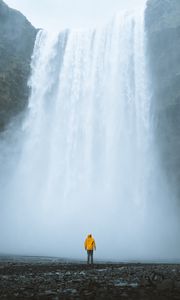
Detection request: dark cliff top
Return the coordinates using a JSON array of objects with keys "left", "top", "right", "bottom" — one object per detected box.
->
[
  {"left": 0, "top": 0, "right": 35, "bottom": 29},
  {"left": 0, "top": 0, "right": 37, "bottom": 130},
  {"left": 0, "top": 0, "right": 37, "bottom": 62},
  {"left": 146, "top": 0, "right": 180, "bottom": 33}
]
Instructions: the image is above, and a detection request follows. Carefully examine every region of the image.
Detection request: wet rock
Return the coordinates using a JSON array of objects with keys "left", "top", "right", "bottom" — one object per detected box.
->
[
  {"left": 121, "top": 292, "right": 129, "bottom": 298},
  {"left": 157, "top": 279, "right": 174, "bottom": 290},
  {"left": 0, "top": 257, "right": 180, "bottom": 299},
  {"left": 44, "top": 290, "right": 57, "bottom": 295},
  {"left": 174, "top": 281, "right": 180, "bottom": 289}
]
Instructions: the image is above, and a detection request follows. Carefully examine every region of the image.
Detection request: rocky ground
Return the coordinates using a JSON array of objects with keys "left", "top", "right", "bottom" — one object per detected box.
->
[{"left": 0, "top": 256, "right": 180, "bottom": 299}]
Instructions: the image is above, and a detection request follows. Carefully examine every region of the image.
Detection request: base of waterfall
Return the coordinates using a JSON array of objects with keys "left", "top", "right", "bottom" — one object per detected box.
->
[{"left": 0, "top": 256, "right": 180, "bottom": 300}]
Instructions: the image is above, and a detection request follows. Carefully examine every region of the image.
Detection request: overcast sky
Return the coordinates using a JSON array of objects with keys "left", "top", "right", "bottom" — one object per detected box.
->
[{"left": 5, "top": 0, "right": 146, "bottom": 30}]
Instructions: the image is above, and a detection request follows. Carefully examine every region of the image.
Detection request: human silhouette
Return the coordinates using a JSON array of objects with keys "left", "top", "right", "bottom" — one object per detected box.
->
[{"left": 84, "top": 234, "right": 96, "bottom": 264}]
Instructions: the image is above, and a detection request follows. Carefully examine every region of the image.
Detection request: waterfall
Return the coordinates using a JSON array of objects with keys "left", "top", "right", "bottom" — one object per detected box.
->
[{"left": 1, "top": 7, "right": 178, "bottom": 260}]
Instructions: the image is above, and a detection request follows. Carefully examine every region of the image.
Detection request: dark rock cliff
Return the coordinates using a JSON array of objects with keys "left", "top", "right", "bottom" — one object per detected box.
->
[
  {"left": 0, "top": 0, "right": 37, "bottom": 130},
  {"left": 145, "top": 0, "right": 180, "bottom": 201}
]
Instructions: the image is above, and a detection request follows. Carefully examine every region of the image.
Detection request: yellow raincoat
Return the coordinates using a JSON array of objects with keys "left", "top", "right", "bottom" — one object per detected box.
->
[{"left": 84, "top": 234, "right": 96, "bottom": 251}]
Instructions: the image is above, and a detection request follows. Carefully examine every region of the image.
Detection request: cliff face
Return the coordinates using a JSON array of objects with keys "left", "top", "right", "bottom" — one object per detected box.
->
[
  {"left": 0, "top": 0, "right": 37, "bottom": 130},
  {"left": 145, "top": 0, "right": 180, "bottom": 200}
]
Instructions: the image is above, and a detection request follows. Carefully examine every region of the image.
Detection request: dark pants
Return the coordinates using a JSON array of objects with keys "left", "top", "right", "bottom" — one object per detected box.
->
[{"left": 87, "top": 250, "right": 93, "bottom": 264}]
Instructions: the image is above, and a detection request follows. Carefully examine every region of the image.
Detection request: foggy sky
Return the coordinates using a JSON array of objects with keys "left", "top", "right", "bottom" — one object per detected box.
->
[{"left": 5, "top": 0, "right": 146, "bottom": 30}]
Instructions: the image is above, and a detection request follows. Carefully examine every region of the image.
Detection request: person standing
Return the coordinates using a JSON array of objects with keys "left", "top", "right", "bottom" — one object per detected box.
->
[{"left": 84, "top": 234, "right": 96, "bottom": 264}]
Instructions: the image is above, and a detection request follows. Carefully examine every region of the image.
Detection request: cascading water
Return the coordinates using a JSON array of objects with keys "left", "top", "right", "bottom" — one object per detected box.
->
[{"left": 1, "top": 7, "right": 179, "bottom": 260}]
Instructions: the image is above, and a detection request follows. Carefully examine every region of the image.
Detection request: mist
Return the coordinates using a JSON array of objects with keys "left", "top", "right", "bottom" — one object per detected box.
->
[{"left": 1, "top": 0, "right": 180, "bottom": 263}]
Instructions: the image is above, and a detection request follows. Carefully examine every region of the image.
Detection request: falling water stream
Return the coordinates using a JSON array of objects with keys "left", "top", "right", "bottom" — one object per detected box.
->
[{"left": 1, "top": 7, "right": 179, "bottom": 260}]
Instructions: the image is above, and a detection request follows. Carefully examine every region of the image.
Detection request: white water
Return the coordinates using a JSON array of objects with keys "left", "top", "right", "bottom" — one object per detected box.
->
[{"left": 1, "top": 8, "right": 179, "bottom": 260}]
